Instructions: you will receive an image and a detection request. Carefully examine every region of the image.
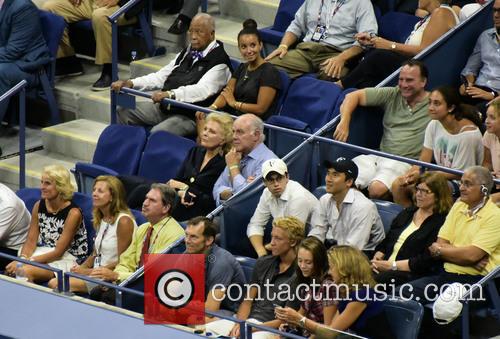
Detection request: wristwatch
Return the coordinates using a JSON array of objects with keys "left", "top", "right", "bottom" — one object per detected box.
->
[
  {"left": 299, "top": 316, "right": 306, "bottom": 328},
  {"left": 392, "top": 261, "right": 397, "bottom": 271},
  {"left": 169, "top": 91, "right": 176, "bottom": 100},
  {"left": 391, "top": 43, "right": 397, "bottom": 50}
]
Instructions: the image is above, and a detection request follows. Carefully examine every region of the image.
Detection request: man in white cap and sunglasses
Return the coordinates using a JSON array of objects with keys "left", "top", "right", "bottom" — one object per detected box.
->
[
  {"left": 247, "top": 158, "right": 319, "bottom": 257},
  {"left": 309, "top": 157, "right": 385, "bottom": 255}
]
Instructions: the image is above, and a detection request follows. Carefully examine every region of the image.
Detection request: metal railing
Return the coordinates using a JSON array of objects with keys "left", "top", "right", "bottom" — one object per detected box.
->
[{"left": 0, "top": 80, "right": 27, "bottom": 188}]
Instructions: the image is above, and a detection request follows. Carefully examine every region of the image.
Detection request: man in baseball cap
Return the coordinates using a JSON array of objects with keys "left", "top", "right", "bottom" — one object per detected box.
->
[
  {"left": 309, "top": 157, "right": 385, "bottom": 254},
  {"left": 247, "top": 158, "right": 319, "bottom": 257}
]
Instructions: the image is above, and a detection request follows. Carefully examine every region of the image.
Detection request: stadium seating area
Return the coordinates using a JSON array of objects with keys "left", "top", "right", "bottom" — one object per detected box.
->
[{"left": 0, "top": 0, "right": 499, "bottom": 338}]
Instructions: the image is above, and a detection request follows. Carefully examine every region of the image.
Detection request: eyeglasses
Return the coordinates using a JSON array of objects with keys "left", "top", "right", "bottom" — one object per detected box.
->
[
  {"left": 459, "top": 180, "right": 480, "bottom": 189},
  {"left": 493, "top": 7, "right": 500, "bottom": 13},
  {"left": 415, "top": 186, "right": 433, "bottom": 195}
]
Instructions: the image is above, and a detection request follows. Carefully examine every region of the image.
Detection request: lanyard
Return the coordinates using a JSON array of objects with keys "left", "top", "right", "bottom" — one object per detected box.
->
[
  {"left": 95, "top": 222, "right": 111, "bottom": 257},
  {"left": 144, "top": 217, "right": 171, "bottom": 254},
  {"left": 317, "top": 0, "right": 346, "bottom": 28}
]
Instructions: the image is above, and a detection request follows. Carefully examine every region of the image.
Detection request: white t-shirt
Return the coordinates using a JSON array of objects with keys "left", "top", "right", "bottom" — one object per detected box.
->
[
  {"left": 93, "top": 212, "right": 136, "bottom": 267},
  {"left": 0, "top": 184, "right": 30, "bottom": 250},
  {"left": 423, "top": 120, "right": 484, "bottom": 170}
]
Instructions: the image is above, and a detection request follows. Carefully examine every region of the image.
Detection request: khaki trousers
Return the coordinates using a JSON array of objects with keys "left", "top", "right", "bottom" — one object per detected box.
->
[
  {"left": 270, "top": 41, "right": 348, "bottom": 79},
  {"left": 42, "top": 0, "right": 133, "bottom": 64}
]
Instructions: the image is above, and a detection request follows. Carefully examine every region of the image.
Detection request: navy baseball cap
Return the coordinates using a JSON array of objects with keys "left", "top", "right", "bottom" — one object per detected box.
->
[{"left": 324, "top": 157, "right": 358, "bottom": 181}]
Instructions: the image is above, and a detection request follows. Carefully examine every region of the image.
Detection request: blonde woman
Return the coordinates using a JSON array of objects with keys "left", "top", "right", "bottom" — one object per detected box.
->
[
  {"left": 48, "top": 176, "right": 135, "bottom": 292},
  {"left": 127, "top": 112, "right": 233, "bottom": 221},
  {"left": 5, "top": 165, "right": 88, "bottom": 283}
]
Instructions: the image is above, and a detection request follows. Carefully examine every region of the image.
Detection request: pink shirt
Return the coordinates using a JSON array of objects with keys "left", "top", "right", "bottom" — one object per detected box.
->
[{"left": 483, "top": 132, "right": 500, "bottom": 173}]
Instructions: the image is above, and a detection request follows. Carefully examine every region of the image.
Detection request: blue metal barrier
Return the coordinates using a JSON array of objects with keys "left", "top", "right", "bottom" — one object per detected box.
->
[
  {"left": 0, "top": 80, "right": 27, "bottom": 188},
  {"left": 0, "top": 252, "right": 63, "bottom": 291}
]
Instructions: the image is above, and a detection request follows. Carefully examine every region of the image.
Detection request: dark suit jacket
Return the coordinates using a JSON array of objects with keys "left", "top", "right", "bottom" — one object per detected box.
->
[
  {"left": 375, "top": 206, "right": 446, "bottom": 275},
  {"left": 0, "top": 0, "right": 50, "bottom": 72}
]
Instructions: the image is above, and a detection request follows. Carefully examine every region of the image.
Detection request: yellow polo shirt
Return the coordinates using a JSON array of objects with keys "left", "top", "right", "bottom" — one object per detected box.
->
[
  {"left": 438, "top": 200, "right": 500, "bottom": 275},
  {"left": 114, "top": 216, "right": 184, "bottom": 282}
]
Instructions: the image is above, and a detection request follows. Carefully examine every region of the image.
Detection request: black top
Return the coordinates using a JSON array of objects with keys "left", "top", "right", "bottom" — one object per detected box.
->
[
  {"left": 172, "top": 146, "right": 225, "bottom": 221},
  {"left": 230, "top": 62, "right": 281, "bottom": 120},
  {"left": 375, "top": 207, "right": 446, "bottom": 275},
  {"left": 248, "top": 255, "right": 301, "bottom": 322}
]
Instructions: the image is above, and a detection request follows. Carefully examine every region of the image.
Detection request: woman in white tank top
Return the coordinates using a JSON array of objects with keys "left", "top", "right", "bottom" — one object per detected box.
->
[
  {"left": 48, "top": 176, "right": 136, "bottom": 293},
  {"left": 340, "top": 0, "right": 459, "bottom": 89}
]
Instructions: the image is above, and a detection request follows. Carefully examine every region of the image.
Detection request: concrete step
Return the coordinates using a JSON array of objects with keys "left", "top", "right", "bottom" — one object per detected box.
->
[
  {"left": 130, "top": 53, "right": 178, "bottom": 79},
  {"left": 218, "top": 0, "right": 278, "bottom": 27},
  {"left": 0, "top": 150, "right": 79, "bottom": 188},
  {"left": 42, "top": 119, "right": 107, "bottom": 162}
]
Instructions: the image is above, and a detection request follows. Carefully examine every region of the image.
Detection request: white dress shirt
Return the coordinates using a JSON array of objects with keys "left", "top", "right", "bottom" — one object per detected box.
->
[
  {"left": 0, "top": 184, "right": 30, "bottom": 250},
  {"left": 309, "top": 188, "right": 385, "bottom": 250},
  {"left": 131, "top": 40, "right": 232, "bottom": 102},
  {"left": 246, "top": 180, "right": 320, "bottom": 237}
]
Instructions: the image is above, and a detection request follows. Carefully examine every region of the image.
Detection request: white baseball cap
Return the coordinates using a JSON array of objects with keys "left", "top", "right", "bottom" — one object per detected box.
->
[
  {"left": 433, "top": 283, "right": 468, "bottom": 325},
  {"left": 262, "top": 158, "right": 288, "bottom": 179}
]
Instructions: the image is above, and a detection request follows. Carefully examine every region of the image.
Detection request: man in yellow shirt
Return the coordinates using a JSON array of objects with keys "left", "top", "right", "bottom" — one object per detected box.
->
[
  {"left": 401, "top": 166, "right": 500, "bottom": 303},
  {"left": 90, "top": 183, "right": 185, "bottom": 283}
]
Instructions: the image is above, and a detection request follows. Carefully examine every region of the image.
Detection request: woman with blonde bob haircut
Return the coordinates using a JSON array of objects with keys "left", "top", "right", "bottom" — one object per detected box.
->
[
  {"left": 313, "top": 246, "right": 391, "bottom": 339},
  {"left": 126, "top": 112, "right": 233, "bottom": 221},
  {"left": 5, "top": 165, "right": 88, "bottom": 283},
  {"left": 48, "top": 176, "right": 136, "bottom": 292}
]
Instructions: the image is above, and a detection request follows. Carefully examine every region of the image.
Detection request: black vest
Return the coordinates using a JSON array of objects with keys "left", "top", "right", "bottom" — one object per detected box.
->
[{"left": 160, "top": 41, "right": 232, "bottom": 119}]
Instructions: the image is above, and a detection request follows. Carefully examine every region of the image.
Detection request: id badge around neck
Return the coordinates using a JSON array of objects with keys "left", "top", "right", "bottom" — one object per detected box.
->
[{"left": 312, "top": 24, "right": 327, "bottom": 42}]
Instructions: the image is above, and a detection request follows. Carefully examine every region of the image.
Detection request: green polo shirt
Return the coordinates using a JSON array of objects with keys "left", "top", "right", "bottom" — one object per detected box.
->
[{"left": 365, "top": 87, "right": 430, "bottom": 159}]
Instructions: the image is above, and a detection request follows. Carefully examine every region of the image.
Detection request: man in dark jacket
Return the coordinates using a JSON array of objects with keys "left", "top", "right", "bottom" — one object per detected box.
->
[
  {"left": 112, "top": 13, "right": 232, "bottom": 137},
  {"left": 0, "top": 0, "right": 50, "bottom": 119}
]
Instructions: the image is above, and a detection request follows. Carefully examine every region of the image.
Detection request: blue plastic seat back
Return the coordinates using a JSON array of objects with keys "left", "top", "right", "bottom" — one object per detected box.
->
[
  {"left": 230, "top": 58, "right": 241, "bottom": 72},
  {"left": 130, "top": 209, "right": 147, "bottom": 226},
  {"left": 372, "top": 199, "right": 404, "bottom": 234},
  {"left": 272, "top": 0, "right": 305, "bottom": 32},
  {"left": 39, "top": 10, "right": 66, "bottom": 59},
  {"left": 235, "top": 256, "right": 256, "bottom": 282},
  {"left": 384, "top": 298, "right": 424, "bottom": 339},
  {"left": 275, "top": 77, "right": 342, "bottom": 130},
  {"left": 274, "top": 70, "right": 291, "bottom": 115},
  {"left": 16, "top": 188, "right": 42, "bottom": 214},
  {"left": 73, "top": 192, "right": 95, "bottom": 255},
  {"left": 137, "top": 131, "right": 196, "bottom": 183},
  {"left": 378, "top": 12, "right": 420, "bottom": 43},
  {"left": 312, "top": 186, "right": 327, "bottom": 200},
  {"left": 93, "top": 124, "right": 147, "bottom": 175}
]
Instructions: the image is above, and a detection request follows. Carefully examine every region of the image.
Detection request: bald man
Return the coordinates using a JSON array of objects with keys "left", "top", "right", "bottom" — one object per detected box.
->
[{"left": 112, "top": 13, "right": 232, "bottom": 137}]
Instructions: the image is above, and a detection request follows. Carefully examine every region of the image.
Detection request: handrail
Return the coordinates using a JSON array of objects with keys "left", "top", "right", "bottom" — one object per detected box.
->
[
  {"left": 0, "top": 252, "right": 63, "bottom": 292},
  {"left": 461, "top": 264, "right": 500, "bottom": 300},
  {"left": 119, "top": 87, "right": 314, "bottom": 138},
  {"left": 107, "top": 0, "right": 143, "bottom": 22},
  {"left": 0, "top": 80, "right": 27, "bottom": 188},
  {"left": 63, "top": 271, "right": 144, "bottom": 308}
]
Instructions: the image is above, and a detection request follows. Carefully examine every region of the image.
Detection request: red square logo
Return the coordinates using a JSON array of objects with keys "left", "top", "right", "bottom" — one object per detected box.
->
[{"left": 144, "top": 254, "right": 205, "bottom": 324}]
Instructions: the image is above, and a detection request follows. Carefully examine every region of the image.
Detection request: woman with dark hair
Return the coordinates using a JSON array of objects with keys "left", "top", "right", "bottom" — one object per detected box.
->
[
  {"left": 393, "top": 86, "right": 484, "bottom": 206},
  {"left": 195, "top": 19, "right": 281, "bottom": 134},
  {"left": 372, "top": 172, "right": 452, "bottom": 286},
  {"left": 339, "top": 0, "right": 459, "bottom": 89},
  {"left": 274, "top": 237, "right": 336, "bottom": 337}
]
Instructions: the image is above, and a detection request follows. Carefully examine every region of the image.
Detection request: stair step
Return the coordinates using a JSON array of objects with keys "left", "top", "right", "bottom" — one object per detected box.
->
[
  {"left": 0, "top": 150, "right": 79, "bottom": 188},
  {"left": 42, "top": 119, "right": 107, "bottom": 162},
  {"left": 218, "top": 0, "right": 278, "bottom": 28}
]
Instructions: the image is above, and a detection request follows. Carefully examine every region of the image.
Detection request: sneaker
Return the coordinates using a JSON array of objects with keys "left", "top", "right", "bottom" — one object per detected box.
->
[
  {"left": 55, "top": 56, "right": 84, "bottom": 78},
  {"left": 91, "top": 73, "right": 112, "bottom": 91},
  {"left": 168, "top": 14, "right": 191, "bottom": 35}
]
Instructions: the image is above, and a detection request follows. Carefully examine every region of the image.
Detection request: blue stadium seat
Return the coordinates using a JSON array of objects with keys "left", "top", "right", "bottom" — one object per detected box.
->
[
  {"left": 235, "top": 256, "right": 256, "bottom": 282},
  {"left": 312, "top": 186, "right": 326, "bottom": 200},
  {"left": 378, "top": 12, "right": 420, "bottom": 43},
  {"left": 384, "top": 298, "right": 424, "bottom": 339},
  {"left": 73, "top": 124, "right": 147, "bottom": 194},
  {"left": 36, "top": 10, "right": 66, "bottom": 125},
  {"left": 136, "top": 131, "right": 196, "bottom": 183},
  {"left": 230, "top": 58, "right": 241, "bottom": 72},
  {"left": 130, "top": 209, "right": 147, "bottom": 226},
  {"left": 259, "top": 0, "right": 305, "bottom": 52},
  {"left": 16, "top": 188, "right": 95, "bottom": 256},
  {"left": 372, "top": 199, "right": 404, "bottom": 234},
  {"left": 274, "top": 70, "right": 291, "bottom": 115}
]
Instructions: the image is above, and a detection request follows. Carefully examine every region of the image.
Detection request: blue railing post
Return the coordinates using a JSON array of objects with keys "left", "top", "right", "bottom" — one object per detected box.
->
[{"left": 19, "top": 87, "right": 26, "bottom": 189}]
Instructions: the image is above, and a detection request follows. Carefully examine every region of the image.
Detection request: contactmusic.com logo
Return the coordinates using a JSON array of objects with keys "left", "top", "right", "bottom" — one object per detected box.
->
[{"left": 144, "top": 254, "right": 205, "bottom": 324}]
